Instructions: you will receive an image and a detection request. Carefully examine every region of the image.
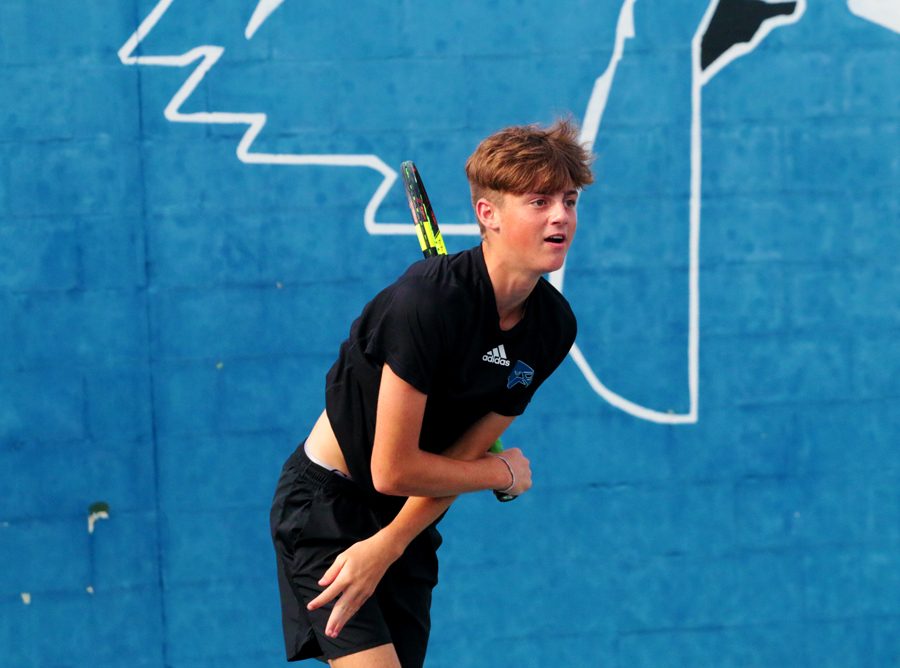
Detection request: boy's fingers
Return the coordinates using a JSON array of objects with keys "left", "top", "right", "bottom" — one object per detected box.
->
[
  {"left": 307, "top": 578, "right": 343, "bottom": 611},
  {"left": 326, "top": 591, "right": 370, "bottom": 638},
  {"left": 318, "top": 554, "right": 345, "bottom": 587},
  {"left": 325, "top": 600, "right": 354, "bottom": 638}
]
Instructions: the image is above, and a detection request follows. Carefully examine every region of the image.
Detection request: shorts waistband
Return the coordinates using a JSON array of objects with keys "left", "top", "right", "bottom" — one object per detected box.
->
[{"left": 290, "top": 440, "right": 356, "bottom": 492}]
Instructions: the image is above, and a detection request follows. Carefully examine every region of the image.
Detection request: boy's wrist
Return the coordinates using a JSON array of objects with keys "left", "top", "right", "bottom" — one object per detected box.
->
[
  {"left": 488, "top": 453, "right": 513, "bottom": 491},
  {"left": 490, "top": 453, "right": 515, "bottom": 493},
  {"left": 375, "top": 524, "right": 414, "bottom": 560}
]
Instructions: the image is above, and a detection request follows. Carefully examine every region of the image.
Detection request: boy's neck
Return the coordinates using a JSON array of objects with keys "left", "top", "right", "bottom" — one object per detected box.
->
[{"left": 481, "top": 242, "right": 538, "bottom": 331}]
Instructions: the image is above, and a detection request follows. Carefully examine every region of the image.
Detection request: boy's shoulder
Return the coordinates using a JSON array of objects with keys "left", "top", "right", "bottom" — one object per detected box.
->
[
  {"left": 395, "top": 246, "right": 484, "bottom": 297},
  {"left": 531, "top": 276, "right": 577, "bottom": 339},
  {"left": 535, "top": 275, "right": 575, "bottom": 316}
]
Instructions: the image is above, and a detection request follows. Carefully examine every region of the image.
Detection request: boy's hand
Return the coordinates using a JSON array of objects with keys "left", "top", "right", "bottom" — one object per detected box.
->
[
  {"left": 306, "top": 532, "right": 403, "bottom": 639},
  {"left": 493, "top": 447, "right": 532, "bottom": 496}
]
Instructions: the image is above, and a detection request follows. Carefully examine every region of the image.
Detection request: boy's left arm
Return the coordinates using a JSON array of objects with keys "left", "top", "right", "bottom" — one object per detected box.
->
[{"left": 306, "top": 411, "right": 514, "bottom": 639}]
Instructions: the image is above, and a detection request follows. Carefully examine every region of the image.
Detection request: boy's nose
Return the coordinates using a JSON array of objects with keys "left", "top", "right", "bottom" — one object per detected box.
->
[{"left": 549, "top": 201, "right": 571, "bottom": 223}]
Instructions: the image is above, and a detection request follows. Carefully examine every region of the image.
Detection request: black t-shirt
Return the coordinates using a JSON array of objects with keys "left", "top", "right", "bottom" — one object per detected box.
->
[{"left": 324, "top": 244, "right": 576, "bottom": 516}]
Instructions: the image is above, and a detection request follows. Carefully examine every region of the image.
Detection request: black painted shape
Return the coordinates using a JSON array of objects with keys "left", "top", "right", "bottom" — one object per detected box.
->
[{"left": 702, "top": 0, "right": 798, "bottom": 71}]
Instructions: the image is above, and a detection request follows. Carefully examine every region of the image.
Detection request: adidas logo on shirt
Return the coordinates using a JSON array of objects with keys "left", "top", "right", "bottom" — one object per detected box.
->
[{"left": 482, "top": 344, "right": 511, "bottom": 366}]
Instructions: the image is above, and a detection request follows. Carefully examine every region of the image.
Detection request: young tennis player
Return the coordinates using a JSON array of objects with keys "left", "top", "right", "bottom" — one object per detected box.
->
[{"left": 270, "top": 119, "right": 593, "bottom": 667}]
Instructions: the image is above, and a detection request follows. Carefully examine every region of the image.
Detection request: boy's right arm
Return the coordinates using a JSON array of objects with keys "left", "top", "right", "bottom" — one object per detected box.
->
[
  {"left": 371, "top": 405, "right": 525, "bottom": 550},
  {"left": 370, "top": 363, "right": 530, "bottom": 497}
]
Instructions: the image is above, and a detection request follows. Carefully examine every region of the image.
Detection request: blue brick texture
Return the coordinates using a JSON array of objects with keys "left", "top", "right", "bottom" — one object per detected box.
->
[{"left": 1, "top": 1, "right": 898, "bottom": 667}]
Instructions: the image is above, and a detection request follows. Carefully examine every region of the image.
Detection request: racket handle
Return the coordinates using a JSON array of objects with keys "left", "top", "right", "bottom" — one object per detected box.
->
[{"left": 489, "top": 439, "right": 517, "bottom": 502}]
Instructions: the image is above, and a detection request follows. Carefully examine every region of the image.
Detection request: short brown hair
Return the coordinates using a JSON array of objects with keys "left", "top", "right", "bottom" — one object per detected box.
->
[{"left": 465, "top": 119, "right": 594, "bottom": 206}]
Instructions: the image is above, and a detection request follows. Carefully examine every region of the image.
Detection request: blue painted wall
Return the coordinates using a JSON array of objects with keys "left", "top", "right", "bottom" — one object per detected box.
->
[{"left": 1, "top": 1, "right": 898, "bottom": 666}]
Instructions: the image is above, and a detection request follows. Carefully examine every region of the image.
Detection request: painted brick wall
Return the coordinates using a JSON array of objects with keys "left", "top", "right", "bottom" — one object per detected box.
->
[{"left": 1, "top": 1, "right": 898, "bottom": 666}]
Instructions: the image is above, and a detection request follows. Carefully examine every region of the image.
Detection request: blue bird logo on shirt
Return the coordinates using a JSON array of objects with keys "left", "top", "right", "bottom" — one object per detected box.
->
[{"left": 507, "top": 361, "right": 535, "bottom": 389}]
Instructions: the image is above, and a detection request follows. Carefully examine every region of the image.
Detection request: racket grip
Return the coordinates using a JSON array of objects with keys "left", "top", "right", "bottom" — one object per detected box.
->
[{"left": 489, "top": 439, "right": 517, "bottom": 502}]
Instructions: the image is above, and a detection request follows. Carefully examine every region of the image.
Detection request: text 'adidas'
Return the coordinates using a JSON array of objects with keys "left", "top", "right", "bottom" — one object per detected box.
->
[{"left": 482, "top": 344, "right": 511, "bottom": 366}]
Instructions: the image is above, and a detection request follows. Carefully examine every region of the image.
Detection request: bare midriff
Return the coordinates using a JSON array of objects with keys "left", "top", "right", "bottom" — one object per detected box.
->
[{"left": 305, "top": 409, "right": 351, "bottom": 477}]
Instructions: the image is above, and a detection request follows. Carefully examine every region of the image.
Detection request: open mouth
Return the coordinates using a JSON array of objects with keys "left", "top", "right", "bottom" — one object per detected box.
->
[{"left": 544, "top": 234, "right": 566, "bottom": 245}]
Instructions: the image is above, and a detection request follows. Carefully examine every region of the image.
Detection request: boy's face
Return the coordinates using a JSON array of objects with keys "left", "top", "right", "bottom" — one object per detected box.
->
[{"left": 489, "top": 187, "right": 578, "bottom": 274}]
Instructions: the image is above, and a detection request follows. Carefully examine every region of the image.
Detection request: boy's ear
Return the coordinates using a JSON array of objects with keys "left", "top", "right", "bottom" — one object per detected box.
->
[{"left": 475, "top": 197, "right": 501, "bottom": 232}]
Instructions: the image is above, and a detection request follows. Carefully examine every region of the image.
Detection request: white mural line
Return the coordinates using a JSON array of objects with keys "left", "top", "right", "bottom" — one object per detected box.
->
[
  {"left": 548, "top": 0, "right": 635, "bottom": 298},
  {"left": 245, "top": 0, "right": 284, "bottom": 39},
  {"left": 847, "top": 0, "right": 900, "bottom": 33},
  {"left": 551, "top": 0, "right": 806, "bottom": 424},
  {"left": 117, "top": 0, "right": 479, "bottom": 238}
]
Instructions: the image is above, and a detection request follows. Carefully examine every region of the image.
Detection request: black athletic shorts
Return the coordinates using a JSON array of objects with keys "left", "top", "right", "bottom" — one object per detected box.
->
[{"left": 270, "top": 442, "right": 442, "bottom": 667}]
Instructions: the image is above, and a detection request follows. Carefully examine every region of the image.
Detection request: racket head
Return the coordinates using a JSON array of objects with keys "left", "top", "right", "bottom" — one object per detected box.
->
[{"left": 400, "top": 161, "right": 447, "bottom": 257}]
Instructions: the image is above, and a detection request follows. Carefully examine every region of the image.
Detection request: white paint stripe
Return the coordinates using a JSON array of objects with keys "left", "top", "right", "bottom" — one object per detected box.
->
[
  {"left": 117, "top": 0, "right": 483, "bottom": 241},
  {"left": 568, "top": 343, "right": 697, "bottom": 424},
  {"left": 555, "top": 0, "right": 804, "bottom": 424},
  {"left": 245, "top": 0, "right": 285, "bottom": 39},
  {"left": 549, "top": 0, "right": 636, "bottom": 297},
  {"left": 848, "top": 0, "right": 900, "bottom": 33},
  {"left": 87, "top": 510, "right": 109, "bottom": 534},
  {"left": 117, "top": 0, "right": 176, "bottom": 64},
  {"left": 578, "top": 0, "right": 635, "bottom": 152},
  {"left": 553, "top": 0, "right": 701, "bottom": 424}
]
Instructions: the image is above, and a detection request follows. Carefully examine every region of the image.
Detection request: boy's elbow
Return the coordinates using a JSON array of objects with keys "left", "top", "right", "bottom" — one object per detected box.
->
[{"left": 371, "top": 462, "right": 407, "bottom": 496}]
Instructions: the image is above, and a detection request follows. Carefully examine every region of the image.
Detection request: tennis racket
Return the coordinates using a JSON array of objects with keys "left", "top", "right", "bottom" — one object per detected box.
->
[{"left": 399, "top": 160, "right": 515, "bottom": 502}]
